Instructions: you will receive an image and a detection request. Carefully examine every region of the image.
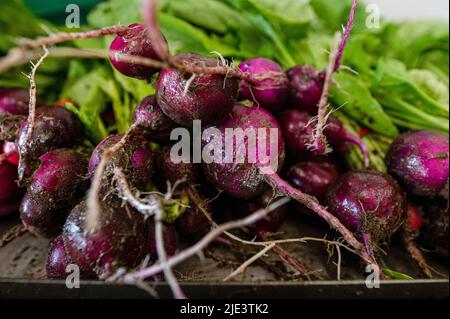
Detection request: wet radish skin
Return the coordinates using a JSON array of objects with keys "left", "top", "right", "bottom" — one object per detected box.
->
[
  {"left": 327, "top": 170, "right": 406, "bottom": 241},
  {"left": 386, "top": 130, "right": 449, "bottom": 198},
  {"left": 203, "top": 104, "right": 285, "bottom": 199},
  {"left": 157, "top": 53, "right": 239, "bottom": 127},
  {"left": 239, "top": 57, "right": 288, "bottom": 112},
  {"left": 63, "top": 200, "right": 148, "bottom": 277},
  {"left": 109, "top": 23, "right": 161, "bottom": 80}
]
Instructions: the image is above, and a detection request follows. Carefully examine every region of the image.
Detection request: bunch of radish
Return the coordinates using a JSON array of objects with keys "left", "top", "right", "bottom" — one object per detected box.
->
[{"left": 0, "top": 0, "right": 448, "bottom": 289}]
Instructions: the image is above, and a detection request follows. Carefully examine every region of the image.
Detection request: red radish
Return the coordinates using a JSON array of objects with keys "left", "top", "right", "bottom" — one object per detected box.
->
[
  {"left": 386, "top": 130, "right": 449, "bottom": 198},
  {"left": 88, "top": 134, "right": 154, "bottom": 189},
  {"left": 46, "top": 235, "right": 70, "bottom": 279},
  {"left": 202, "top": 103, "right": 375, "bottom": 265},
  {"left": 238, "top": 57, "right": 288, "bottom": 112},
  {"left": 109, "top": 23, "right": 163, "bottom": 80},
  {"left": 287, "top": 65, "right": 324, "bottom": 114},
  {"left": 286, "top": 159, "right": 339, "bottom": 203},
  {"left": 0, "top": 159, "right": 24, "bottom": 217},
  {"left": 327, "top": 170, "right": 406, "bottom": 244},
  {"left": 132, "top": 95, "right": 177, "bottom": 143},
  {"left": 156, "top": 53, "right": 239, "bottom": 127},
  {"left": 174, "top": 203, "right": 211, "bottom": 237},
  {"left": 154, "top": 145, "right": 200, "bottom": 190},
  {"left": 16, "top": 106, "right": 84, "bottom": 180},
  {"left": 2, "top": 141, "right": 19, "bottom": 166},
  {"left": 229, "top": 190, "right": 287, "bottom": 237},
  {"left": 46, "top": 235, "right": 96, "bottom": 279},
  {"left": 278, "top": 110, "right": 369, "bottom": 167},
  {"left": 63, "top": 200, "right": 148, "bottom": 277},
  {"left": 0, "top": 88, "right": 30, "bottom": 116},
  {"left": 406, "top": 204, "right": 424, "bottom": 231},
  {"left": 203, "top": 103, "right": 285, "bottom": 199},
  {"left": 20, "top": 149, "right": 88, "bottom": 237}
]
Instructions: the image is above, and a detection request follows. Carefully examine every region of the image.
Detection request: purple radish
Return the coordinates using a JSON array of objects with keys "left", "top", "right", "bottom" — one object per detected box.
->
[
  {"left": 0, "top": 159, "right": 25, "bottom": 217},
  {"left": 286, "top": 159, "right": 339, "bottom": 203},
  {"left": 327, "top": 170, "right": 406, "bottom": 246},
  {"left": 229, "top": 190, "right": 287, "bottom": 237},
  {"left": 109, "top": 23, "right": 163, "bottom": 80},
  {"left": 153, "top": 145, "right": 209, "bottom": 236},
  {"left": 47, "top": 234, "right": 96, "bottom": 279},
  {"left": 422, "top": 206, "right": 448, "bottom": 258},
  {"left": 147, "top": 221, "right": 177, "bottom": 258},
  {"left": 203, "top": 103, "right": 285, "bottom": 199},
  {"left": 278, "top": 110, "right": 369, "bottom": 167},
  {"left": 63, "top": 200, "right": 148, "bottom": 277},
  {"left": 154, "top": 145, "right": 200, "bottom": 190},
  {"left": 386, "top": 130, "right": 449, "bottom": 198},
  {"left": 238, "top": 57, "right": 288, "bottom": 112},
  {"left": 287, "top": 65, "right": 324, "bottom": 114},
  {"left": 132, "top": 95, "right": 177, "bottom": 143},
  {"left": 88, "top": 134, "right": 154, "bottom": 189},
  {"left": 0, "top": 88, "right": 31, "bottom": 116},
  {"left": 174, "top": 203, "right": 211, "bottom": 237},
  {"left": 278, "top": 109, "right": 314, "bottom": 154},
  {"left": 20, "top": 149, "right": 88, "bottom": 237},
  {"left": 16, "top": 106, "right": 84, "bottom": 180},
  {"left": 46, "top": 235, "right": 71, "bottom": 279},
  {"left": 202, "top": 103, "right": 375, "bottom": 264},
  {"left": 156, "top": 53, "right": 239, "bottom": 127}
]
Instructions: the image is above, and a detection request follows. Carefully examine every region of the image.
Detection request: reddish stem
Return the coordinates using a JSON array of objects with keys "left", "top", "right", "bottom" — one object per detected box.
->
[
  {"left": 333, "top": 0, "right": 359, "bottom": 72},
  {"left": 259, "top": 232, "right": 312, "bottom": 280},
  {"left": 265, "top": 173, "right": 376, "bottom": 267}
]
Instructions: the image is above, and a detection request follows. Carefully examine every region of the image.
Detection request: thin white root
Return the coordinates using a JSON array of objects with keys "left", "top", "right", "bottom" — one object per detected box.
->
[
  {"left": 222, "top": 243, "right": 276, "bottom": 282},
  {"left": 311, "top": 33, "right": 341, "bottom": 154},
  {"left": 114, "top": 167, "right": 186, "bottom": 299},
  {"left": 25, "top": 46, "right": 49, "bottom": 143},
  {"left": 154, "top": 199, "right": 186, "bottom": 299},
  {"left": 123, "top": 197, "right": 291, "bottom": 282},
  {"left": 85, "top": 123, "right": 140, "bottom": 232}
]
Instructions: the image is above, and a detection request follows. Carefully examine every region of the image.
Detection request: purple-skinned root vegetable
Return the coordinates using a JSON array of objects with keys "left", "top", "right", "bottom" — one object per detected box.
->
[
  {"left": 0, "top": 88, "right": 31, "bottom": 116},
  {"left": 327, "top": 170, "right": 406, "bottom": 244},
  {"left": 19, "top": 193, "right": 69, "bottom": 237},
  {"left": 229, "top": 190, "right": 287, "bottom": 237},
  {"left": 203, "top": 103, "right": 285, "bottom": 199},
  {"left": 46, "top": 235, "right": 70, "bottom": 279},
  {"left": 46, "top": 235, "right": 96, "bottom": 279},
  {"left": 147, "top": 221, "right": 177, "bottom": 258},
  {"left": 109, "top": 23, "right": 163, "bottom": 80},
  {"left": 286, "top": 158, "right": 339, "bottom": 204},
  {"left": 132, "top": 95, "right": 177, "bottom": 143},
  {"left": 287, "top": 65, "right": 324, "bottom": 114},
  {"left": 63, "top": 200, "right": 148, "bottom": 277},
  {"left": 20, "top": 149, "right": 88, "bottom": 237},
  {"left": 174, "top": 188, "right": 211, "bottom": 237},
  {"left": 16, "top": 106, "right": 84, "bottom": 180},
  {"left": 88, "top": 134, "right": 154, "bottom": 190},
  {"left": 0, "top": 159, "right": 25, "bottom": 217},
  {"left": 238, "top": 57, "right": 288, "bottom": 112},
  {"left": 421, "top": 201, "right": 448, "bottom": 258},
  {"left": 202, "top": 103, "right": 377, "bottom": 266},
  {"left": 154, "top": 145, "right": 200, "bottom": 190},
  {"left": 278, "top": 110, "right": 369, "bottom": 167},
  {"left": 386, "top": 130, "right": 449, "bottom": 198},
  {"left": 156, "top": 53, "right": 239, "bottom": 127}
]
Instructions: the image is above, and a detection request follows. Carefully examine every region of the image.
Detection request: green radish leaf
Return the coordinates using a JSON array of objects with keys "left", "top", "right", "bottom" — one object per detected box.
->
[
  {"left": 383, "top": 268, "right": 414, "bottom": 280},
  {"left": 331, "top": 72, "right": 398, "bottom": 137}
]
